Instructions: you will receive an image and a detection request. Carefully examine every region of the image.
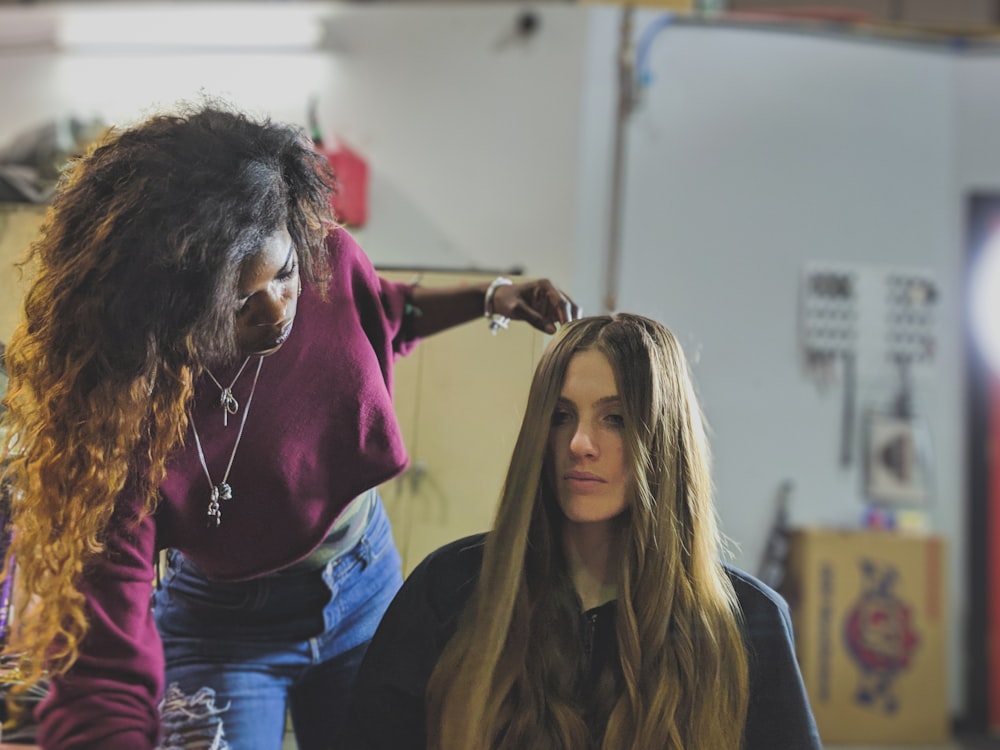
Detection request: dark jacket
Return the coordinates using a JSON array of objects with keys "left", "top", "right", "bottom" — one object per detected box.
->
[{"left": 345, "top": 533, "right": 822, "bottom": 750}]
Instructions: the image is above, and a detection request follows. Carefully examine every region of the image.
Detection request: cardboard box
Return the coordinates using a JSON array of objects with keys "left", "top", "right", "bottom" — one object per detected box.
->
[{"left": 782, "top": 528, "right": 948, "bottom": 745}]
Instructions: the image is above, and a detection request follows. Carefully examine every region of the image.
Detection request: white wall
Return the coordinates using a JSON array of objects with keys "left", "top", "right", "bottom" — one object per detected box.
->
[
  {"left": 0, "top": 3, "right": 589, "bottom": 282},
  {"left": 956, "top": 53, "right": 1000, "bottom": 191}
]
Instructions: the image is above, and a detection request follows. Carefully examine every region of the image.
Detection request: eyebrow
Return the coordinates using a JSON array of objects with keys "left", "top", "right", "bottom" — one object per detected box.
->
[
  {"left": 237, "top": 243, "right": 296, "bottom": 299},
  {"left": 556, "top": 395, "right": 622, "bottom": 407},
  {"left": 278, "top": 243, "right": 295, "bottom": 275}
]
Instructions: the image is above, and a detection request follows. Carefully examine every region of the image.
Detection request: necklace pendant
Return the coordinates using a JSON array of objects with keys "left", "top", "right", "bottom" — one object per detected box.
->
[
  {"left": 206, "top": 483, "right": 232, "bottom": 528},
  {"left": 207, "top": 491, "right": 222, "bottom": 527},
  {"left": 195, "top": 356, "right": 261, "bottom": 531},
  {"left": 220, "top": 389, "right": 239, "bottom": 414},
  {"left": 220, "top": 389, "right": 238, "bottom": 427}
]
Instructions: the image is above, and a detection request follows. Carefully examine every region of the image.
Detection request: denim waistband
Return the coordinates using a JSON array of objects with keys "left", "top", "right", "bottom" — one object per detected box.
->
[{"left": 272, "top": 489, "right": 376, "bottom": 576}]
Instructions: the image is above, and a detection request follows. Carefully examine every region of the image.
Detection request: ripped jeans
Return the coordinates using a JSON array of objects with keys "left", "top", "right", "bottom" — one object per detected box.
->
[{"left": 152, "top": 497, "right": 402, "bottom": 750}]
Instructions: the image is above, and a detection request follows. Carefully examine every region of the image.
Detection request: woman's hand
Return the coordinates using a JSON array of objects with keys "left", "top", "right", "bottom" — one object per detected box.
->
[{"left": 490, "top": 279, "right": 581, "bottom": 334}]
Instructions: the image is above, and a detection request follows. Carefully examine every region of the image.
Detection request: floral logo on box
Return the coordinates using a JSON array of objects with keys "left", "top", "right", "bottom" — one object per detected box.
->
[{"left": 843, "top": 559, "right": 920, "bottom": 713}]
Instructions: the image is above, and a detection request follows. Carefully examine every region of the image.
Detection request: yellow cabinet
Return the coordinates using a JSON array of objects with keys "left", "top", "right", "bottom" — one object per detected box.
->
[{"left": 0, "top": 204, "right": 45, "bottom": 346}]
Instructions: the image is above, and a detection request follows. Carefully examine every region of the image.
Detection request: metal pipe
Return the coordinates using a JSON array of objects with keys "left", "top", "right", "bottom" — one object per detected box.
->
[{"left": 603, "top": 5, "right": 636, "bottom": 314}]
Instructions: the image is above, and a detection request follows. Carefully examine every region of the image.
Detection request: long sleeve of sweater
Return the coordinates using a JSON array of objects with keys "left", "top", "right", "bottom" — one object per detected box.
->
[{"left": 35, "top": 500, "right": 163, "bottom": 749}]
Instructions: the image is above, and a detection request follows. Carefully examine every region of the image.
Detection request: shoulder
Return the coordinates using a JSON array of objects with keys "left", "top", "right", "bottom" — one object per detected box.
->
[
  {"left": 353, "top": 534, "right": 485, "bottom": 698},
  {"left": 724, "top": 565, "right": 794, "bottom": 641},
  {"left": 319, "top": 226, "right": 412, "bottom": 317},
  {"left": 324, "top": 226, "right": 372, "bottom": 274},
  {"left": 407, "top": 533, "right": 486, "bottom": 623},
  {"left": 725, "top": 569, "right": 824, "bottom": 748},
  {"left": 725, "top": 565, "right": 788, "bottom": 610},
  {"left": 325, "top": 224, "right": 358, "bottom": 255},
  {"left": 419, "top": 532, "right": 487, "bottom": 571}
]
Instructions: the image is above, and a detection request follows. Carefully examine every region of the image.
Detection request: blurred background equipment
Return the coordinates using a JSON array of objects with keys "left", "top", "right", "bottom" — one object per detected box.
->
[
  {"left": 308, "top": 97, "right": 368, "bottom": 228},
  {"left": 757, "top": 479, "right": 793, "bottom": 591},
  {"left": 0, "top": 116, "right": 105, "bottom": 204}
]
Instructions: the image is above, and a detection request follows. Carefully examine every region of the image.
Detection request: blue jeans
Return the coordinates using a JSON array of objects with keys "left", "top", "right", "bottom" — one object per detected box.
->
[{"left": 152, "top": 497, "right": 402, "bottom": 750}]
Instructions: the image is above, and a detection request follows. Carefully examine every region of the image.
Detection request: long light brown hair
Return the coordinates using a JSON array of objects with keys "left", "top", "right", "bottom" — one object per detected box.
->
[
  {"left": 0, "top": 103, "right": 335, "bottom": 696},
  {"left": 426, "top": 314, "right": 750, "bottom": 750}
]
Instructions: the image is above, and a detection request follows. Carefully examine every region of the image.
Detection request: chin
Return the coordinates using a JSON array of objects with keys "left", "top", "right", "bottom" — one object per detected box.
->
[
  {"left": 246, "top": 342, "right": 285, "bottom": 357},
  {"left": 563, "top": 508, "right": 624, "bottom": 524},
  {"left": 560, "top": 505, "right": 629, "bottom": 526},
  {"left": 242, "top": 321, "right": 295, "bottom": 357}
]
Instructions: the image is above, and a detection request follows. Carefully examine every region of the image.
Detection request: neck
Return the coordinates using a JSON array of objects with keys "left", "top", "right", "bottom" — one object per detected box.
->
[
  {"left": 210, "top": 355, "right": 251, "bottom": 377},
  {"left": 561, "top": 517, "right": 624, "bottom": 611}
]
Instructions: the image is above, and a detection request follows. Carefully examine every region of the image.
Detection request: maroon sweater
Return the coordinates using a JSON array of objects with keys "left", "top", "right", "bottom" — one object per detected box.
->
[{"left": 36, "top": 228, "right": 418, "bottom": 749}]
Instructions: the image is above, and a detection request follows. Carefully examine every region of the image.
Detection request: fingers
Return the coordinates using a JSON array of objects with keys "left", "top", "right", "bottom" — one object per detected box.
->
[
  {"left": 556, "top": 288, "right": 582, "bottom": 323},
  {"left": 535, "top": 281, "right": 582, "bottom": 324},
  {"left": 518, "top": 280, "right": 582, "bottom": 334},
  {"left": 491, "top": 278, "right": 581, "bottom": 334}
]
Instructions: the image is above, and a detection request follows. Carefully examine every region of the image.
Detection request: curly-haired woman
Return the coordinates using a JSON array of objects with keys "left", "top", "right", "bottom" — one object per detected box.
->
[
  {"left": 0, "top": 103, "right": 577, "bottom": 749},
  {"left": 346, "top": 314, "right": 821, "bottom": 750}
]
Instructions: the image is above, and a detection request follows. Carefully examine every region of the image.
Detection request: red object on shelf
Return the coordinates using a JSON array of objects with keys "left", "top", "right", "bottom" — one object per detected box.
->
[{"left": 318, "top": 139, "right": 368, "bottom": 228}]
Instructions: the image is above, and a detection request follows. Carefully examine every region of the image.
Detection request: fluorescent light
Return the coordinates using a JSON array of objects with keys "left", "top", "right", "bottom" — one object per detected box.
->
[
  {"left": 57, "top": 4, "right": 326, "bottom": 52},
  {"left": 0, "top": 8, "right": 58, "bottom": 50},
  {"left": 970, "top": 228, "right": 1000, "bottom": 374}
]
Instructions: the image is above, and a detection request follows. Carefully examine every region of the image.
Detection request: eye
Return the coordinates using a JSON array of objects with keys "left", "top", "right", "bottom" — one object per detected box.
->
[
  {"left": 604, "top": 413, "right": 625, "bottom": 429},
  {"left": 276, "top": 258, "right": 298, "bottom": 282},
  {"left": 551, "top": 408, "right": 573, "bottom": 426},
  {"left": 235, "top": 295, "right": 252, "bottom": 317}
]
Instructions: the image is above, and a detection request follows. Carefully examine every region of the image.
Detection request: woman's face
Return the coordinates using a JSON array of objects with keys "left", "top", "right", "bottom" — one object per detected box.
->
[
  {"left": 547, "top": 349, "right": 630, "bottom": 526},
  {"left": 234, "top": 226, "right": 300, "bottom": 356}
]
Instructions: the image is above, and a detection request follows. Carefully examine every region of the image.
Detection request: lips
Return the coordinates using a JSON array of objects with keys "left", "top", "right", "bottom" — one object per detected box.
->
[
  {"left": 562, "top": 471, "right": 608, "bottom": 497},
  {"left": 251, "top": 320, "right": 294, "bottom": 354},
  {"left": 564, "top": 471, "right": 605, "bottom": 482},
  {"left": 272, "top": 321, "right": 293, "bottom": 346}
]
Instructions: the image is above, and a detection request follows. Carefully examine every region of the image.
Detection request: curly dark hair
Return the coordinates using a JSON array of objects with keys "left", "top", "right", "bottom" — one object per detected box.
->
[
  {"left": 0, "top": 102, "right": 336, "bottom": 693},
  {"left": 49, "top": 103, "right": 334, "bottom": 374}
]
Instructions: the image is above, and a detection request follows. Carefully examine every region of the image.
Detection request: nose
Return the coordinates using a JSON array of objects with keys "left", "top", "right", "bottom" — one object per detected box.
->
[
  {"left": 250, "top": 282, "right": 293, "bottom": 326},
  {"left": 569, "top": 424, "right": 597, "bottom": 459}
]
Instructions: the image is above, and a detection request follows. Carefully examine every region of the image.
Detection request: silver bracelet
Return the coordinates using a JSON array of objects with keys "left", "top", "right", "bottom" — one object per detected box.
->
[{"left": 484, "top": 276, "right": 514, "bottom": 335}]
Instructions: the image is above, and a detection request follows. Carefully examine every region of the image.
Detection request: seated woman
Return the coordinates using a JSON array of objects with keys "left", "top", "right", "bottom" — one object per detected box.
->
[{"left": 344, "top": 313, "right": 821, "bottom": 750}]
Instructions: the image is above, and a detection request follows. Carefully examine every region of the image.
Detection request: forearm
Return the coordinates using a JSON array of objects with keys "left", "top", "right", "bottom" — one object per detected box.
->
[
  {"left": 409, "top": 283, "right": 489, "bottom": 338},
  {"left": 404, "top": 275, "right": 579, "bottom": 338}
]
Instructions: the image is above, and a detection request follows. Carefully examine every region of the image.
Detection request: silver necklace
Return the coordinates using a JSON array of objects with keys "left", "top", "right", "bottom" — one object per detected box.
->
[
  {"left": 205, "top": 357, "right": 251, "bottom": 427},
  {"left": 191, "top": 356, "right": 264, "bottom": 527}
]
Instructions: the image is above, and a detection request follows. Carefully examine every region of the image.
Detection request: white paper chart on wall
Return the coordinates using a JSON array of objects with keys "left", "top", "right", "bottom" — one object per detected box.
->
[
  {"left": 884, "top": 272, "right": 937, "bottom": 365},
  {"left": 800, "top": 266, "right": 858, "bottom": 368},
  {"left": 800, "top": 266, "right": 859, "bottom": 465},
  {"left": 799, "top": 264, "right": 940, "bottom": 470},
  {"left": 800, "top": 264, "right": 939, "bottom": 378}
]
